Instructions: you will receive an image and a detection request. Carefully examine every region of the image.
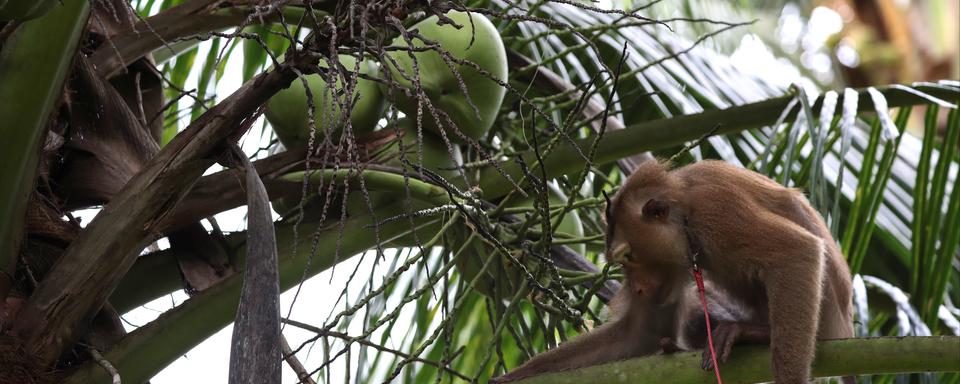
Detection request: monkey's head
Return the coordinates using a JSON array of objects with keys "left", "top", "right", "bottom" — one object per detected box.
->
[{"left": 604, "top": 161, "right": 690, "bottom": 302}]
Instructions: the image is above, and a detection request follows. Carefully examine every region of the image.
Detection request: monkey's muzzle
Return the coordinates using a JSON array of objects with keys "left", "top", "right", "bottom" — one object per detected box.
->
[{"left": 608, "top": 243, "right": 638, "bottom": 267}]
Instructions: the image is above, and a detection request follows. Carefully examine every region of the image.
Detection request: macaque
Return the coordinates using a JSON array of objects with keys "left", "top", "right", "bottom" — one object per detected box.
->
[{"left": 492, "top": 160, "right": 853, "bottom": 384}]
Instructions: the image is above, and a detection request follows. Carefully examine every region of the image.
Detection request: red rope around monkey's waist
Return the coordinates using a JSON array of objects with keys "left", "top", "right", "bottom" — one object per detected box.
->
[{"left": 694, "top": 266, "right": 723, "bottom": 384}]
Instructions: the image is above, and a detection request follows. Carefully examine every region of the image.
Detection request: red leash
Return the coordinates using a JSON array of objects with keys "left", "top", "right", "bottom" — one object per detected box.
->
[{"left": 694, "top": 265, "right": 723, "bottom": 384}]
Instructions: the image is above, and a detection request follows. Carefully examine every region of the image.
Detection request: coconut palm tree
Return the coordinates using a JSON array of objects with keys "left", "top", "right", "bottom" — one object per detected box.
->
[{"left": 0, "top": 0, "right": 956, "bottom": 383}]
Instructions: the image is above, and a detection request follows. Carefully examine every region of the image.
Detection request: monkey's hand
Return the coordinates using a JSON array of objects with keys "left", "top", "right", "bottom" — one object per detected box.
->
[{"left": 701, "top": 321, "right": 770, "bottom": 371}]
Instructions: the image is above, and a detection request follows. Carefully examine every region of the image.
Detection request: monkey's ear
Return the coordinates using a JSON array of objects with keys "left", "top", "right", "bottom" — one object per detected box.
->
[{"left": 642, "top": 199, "right": 670, "bottom": 221}]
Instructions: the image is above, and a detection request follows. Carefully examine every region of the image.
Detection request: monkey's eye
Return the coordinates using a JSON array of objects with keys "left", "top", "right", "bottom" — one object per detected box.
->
[{"left": 642, "top": 198, "right": 670, "bottom": 220}]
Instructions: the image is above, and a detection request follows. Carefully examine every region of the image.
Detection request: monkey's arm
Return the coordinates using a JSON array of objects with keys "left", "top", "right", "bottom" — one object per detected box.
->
[
  {"left": 755, "top": 214, "right": 826, "bottom": 384},
  {"left": 490, "top": 317, "right": 660, "bottom": 383}
]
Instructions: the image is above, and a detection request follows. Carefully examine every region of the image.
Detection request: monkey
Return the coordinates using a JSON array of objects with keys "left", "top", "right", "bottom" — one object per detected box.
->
[{"left": 492, "top": 159, "right": 853, "bottom": 383}]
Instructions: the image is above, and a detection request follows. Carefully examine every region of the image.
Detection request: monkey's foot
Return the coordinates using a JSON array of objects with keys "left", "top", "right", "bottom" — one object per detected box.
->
[
  {"left": 701, "top": 321, "right": 770, "bottom": 371},
  {"left": 658, "top": 336, "right": 685, "bottom": 354}
]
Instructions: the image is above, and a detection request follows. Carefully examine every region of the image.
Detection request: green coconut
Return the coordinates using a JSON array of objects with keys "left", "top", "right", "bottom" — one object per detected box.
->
[
  {"left": 383, "top": 11, "right": 508, "bottom": 142},
  {"left": 265, "top": 54, "right": 386, "bottom": 149}
]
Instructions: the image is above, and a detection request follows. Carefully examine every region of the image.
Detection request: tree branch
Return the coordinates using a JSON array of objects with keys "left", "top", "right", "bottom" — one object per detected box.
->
[
  {"left": 90, "top": 1, "right": 327, "bottom": 78},
  {"left": 477, "top": 84, "right": 960, "bottom": 199},
  {"left": 159, "top": 148, "right": 307, "bottom": 232},
  {"left": 510, "top": 336, "right": 960, "bottom": 384}
]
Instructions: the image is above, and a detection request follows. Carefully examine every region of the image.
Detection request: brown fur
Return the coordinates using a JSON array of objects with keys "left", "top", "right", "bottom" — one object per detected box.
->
[{"left": 492, "top": 160, "right": 853, "bottom": 384}]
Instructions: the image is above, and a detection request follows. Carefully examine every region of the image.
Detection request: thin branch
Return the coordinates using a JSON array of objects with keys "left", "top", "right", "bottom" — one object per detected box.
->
[
  {"left": 282, "top": 318, "right": 473, "bottom": 382},
  {"left": 280, "top": 335, "right": 316, "bottom": 384},
  {"left": 87, "top": 347, "right": 121, "bottom": 384},
  {"left": 668, "top": 123, "right": 722, "bottom": 163}
]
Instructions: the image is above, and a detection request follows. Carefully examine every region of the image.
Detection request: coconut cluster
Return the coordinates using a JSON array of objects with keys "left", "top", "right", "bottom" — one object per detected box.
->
[
  {"left": 265, "top": 11, "right": 505, "bottom": 216},
  {"left": 265, "top": 11, "right": 506, "bottom": 152}
]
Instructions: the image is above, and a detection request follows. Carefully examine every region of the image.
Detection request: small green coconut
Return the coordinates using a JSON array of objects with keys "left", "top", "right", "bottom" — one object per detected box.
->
[
  {"left": 265, "top": 54, "right": 386, "bottom": 149},
  {"left": 383, "top": 11, "right": 508, "bottom": 142}
]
